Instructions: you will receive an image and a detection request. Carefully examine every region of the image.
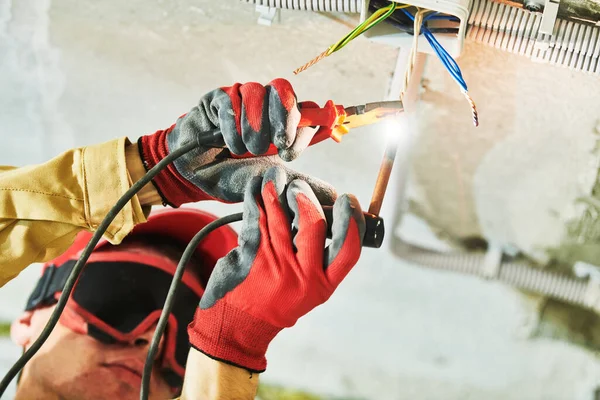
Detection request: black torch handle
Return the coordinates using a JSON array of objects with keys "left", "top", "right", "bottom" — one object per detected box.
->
[{"left": 322, "top": 206, "right": 385, "bottom": 249}]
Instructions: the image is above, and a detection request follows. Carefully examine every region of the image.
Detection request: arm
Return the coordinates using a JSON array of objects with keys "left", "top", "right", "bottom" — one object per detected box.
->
[
  {"left": 124, "top": 143, "right": 162, "bottom": 206},
  {"left": 0, "top": 78, "right": 332, "bottom": 287},
  {"left": 0, "top": 138, "right": 159, "bottom": 287},
  {"left": 180, "top": 349, "right": 258, "bottom": 400}
]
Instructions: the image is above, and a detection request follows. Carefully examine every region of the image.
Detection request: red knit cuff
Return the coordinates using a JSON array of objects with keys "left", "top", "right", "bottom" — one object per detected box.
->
[
  {"left": 187, "top": 301, "right": 282, "bottom": 373},
  {"left": 139, "top": 125, "right": 211, "bottom": 207}
]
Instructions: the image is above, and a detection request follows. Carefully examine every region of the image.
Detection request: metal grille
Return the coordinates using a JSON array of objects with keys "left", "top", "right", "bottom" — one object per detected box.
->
[{"left": 468, "top": 0, "right": 600, "bottom": 74}]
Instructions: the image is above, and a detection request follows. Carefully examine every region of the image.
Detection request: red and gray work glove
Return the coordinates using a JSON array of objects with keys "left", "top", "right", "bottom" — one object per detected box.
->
[
  {"left": 139, "top": 79, "right": 332, "bottom": 207},
  {"left": 187, "top": 166, "right": 366, "bottom": 372}
]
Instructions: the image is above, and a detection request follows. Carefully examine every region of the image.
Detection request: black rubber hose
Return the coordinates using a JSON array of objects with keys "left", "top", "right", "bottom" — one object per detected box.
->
[
  {"left": 0, "top": 141, "right": 198, "bottom": 397},
  {"left": 140, "top": 212, "right": 244, "bottom": 400}
]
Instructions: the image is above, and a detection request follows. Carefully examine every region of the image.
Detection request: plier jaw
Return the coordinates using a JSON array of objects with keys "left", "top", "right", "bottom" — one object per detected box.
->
[
  {"left": 342, "top": 100, "right": 405, "bottom": 131},
  {"left": 299, "top": 99, "right": 404, "bottom": 145},
  {"left": 234, "top": 99, "right": 404, "bottom": 158}
]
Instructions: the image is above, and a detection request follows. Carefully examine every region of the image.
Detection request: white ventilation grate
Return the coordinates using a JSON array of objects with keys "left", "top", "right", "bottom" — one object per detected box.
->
[{"left": 467, "top": 0, "right": 600, "bottom": 74}]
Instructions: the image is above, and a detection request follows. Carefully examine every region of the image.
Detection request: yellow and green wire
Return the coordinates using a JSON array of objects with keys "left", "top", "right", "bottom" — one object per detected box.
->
[
  {"left": 294, "top": 3, "right": 479, "bottom": 127},
  {"left": 294, "top": 2, "right": 407, "bottom": 74},
  {"left": 328, "top": 2, "right": 407, "bottom": 54}
]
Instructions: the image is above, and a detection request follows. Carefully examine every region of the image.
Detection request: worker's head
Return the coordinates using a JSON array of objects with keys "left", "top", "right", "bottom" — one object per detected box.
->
[{"left": 10, "top": 208, "right": 238, "bottom": 400}]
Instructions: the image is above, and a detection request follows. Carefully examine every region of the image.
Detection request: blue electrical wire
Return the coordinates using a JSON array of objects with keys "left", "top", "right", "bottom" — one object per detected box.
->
[
  {"left": 401, "top": 8, "right": 478, "bottom": 126},
  {"left": 423, "top": 15, "right": 460, "bottom": 21},
  {"left": 402, "top": 9, "right": 467, "bottom": 91},
  {"left": 424, "top": 31, "right": 467, "bottom": 90}
]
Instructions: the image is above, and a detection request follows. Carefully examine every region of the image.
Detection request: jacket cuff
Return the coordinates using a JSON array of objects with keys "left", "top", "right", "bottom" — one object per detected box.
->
[
  {"left": 139, "top": 125, "right": 211, "bottom": 207},
  {"left": 187, "top": 301, "right": 281, "bottom": 373},
  {"left": 82, "top": 137, "right": 148, "bottom": 243}
]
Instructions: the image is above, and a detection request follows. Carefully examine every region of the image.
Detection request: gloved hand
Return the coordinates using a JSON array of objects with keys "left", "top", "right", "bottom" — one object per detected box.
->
[
  {"left": 139, "top": 79, "right": 330, "bottom": 207},
  {"left": 187, "top": 166, "right": 366, "bottom": 372}
]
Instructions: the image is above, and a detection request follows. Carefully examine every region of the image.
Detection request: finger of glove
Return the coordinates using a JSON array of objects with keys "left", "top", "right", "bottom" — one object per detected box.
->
[
  {"left": 180, "top": 152, "right": 337, "bottom": 205},
  {"left": 199, "top": 176, "right": 264, "bottom": 309},
  {"left": 240, "top": 82, "right": 272, "bottom": 155},
  {"left": 266, "top": 79, "right": 300, "bottom": 155},
  {"left": 215, "top": 84, "right": 248, "bottom": 155},
  {"left": 174, "top": 107, "right": 227, "bottom": 149},
  {"left": 278, "top": 126, "right": 318, "bottom": 162},
  {"left": 281, "top": 167, "right": 338, "bottom": 206},
  {"left": 277, "top": 101, "right": 322, "bottom": 162},
  {"left": 323, "top": 194, "right": 366, "bottom": 286},
  {"left": 286, "top": 179, "right": 327, "bottom": 269},
  {"left": 261, "top": 167, "right": 294, "bottom": 260}
]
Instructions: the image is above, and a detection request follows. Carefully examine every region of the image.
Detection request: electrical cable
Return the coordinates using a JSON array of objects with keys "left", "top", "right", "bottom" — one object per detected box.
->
[
  {"left": 368, "top": 3, "right": 459, "bottom": 38},
  {"left": 0, "top": 140, "right": 199, "bottom": 398},
  {"left": 401, "top": 9, "right": 479, "bottom": 126},
  {"left": 294, "top": 2, "right": 403, "bottom": 74},
  {"left": 383, "top": 17, "right": 459, "bottom": 35},
  {"left": 394, "top": 238, "right": 596, "bottom": 312},
  {"left": 402, "top": 10, "right": 465, "bottom": 86},
  {"left": 140, "top": 212, "right": 243, "bottom": 400},
  {"left": 422, "top": 26, "right": 479, "bottom": 126},
  {"left": 330, "top": 2, "right": 402, "bottom": 52},
  {"left": 403, "top": 8, "right": 430, "bottom": 97},
  {"left": 293, "top": 3, "right": 478, "bottom": 125}
]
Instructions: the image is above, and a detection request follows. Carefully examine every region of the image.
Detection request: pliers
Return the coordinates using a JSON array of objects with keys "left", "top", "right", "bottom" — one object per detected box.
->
[
  {"left": 237, "top": 100, "right": 405, "bottom": 157},
  {"left": 300, "top": 99, "right": 404, "bottom": 144},
  {"left": 238, "top": 99, "right": 405, "bottom": 249}
]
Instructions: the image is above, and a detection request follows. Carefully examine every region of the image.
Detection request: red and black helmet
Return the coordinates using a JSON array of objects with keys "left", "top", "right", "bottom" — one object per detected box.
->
[{"left": 25, "top": 208, "right": 238, "bottom": 389}]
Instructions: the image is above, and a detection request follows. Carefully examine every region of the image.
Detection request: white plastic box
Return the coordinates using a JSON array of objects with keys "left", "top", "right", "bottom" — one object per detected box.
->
[{"left": 360, "top": 0, "right": 471, "bottom": 57}]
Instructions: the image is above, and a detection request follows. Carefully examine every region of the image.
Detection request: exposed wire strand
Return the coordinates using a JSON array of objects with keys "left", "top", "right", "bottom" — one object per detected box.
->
[
  {"left": 294, "top": 2, "right": 404, "bottom": 74},
  {"left": 293, "top": 48, "right": 330, "bottom": 75},
  {"left": 462, "top": 91, "right": 479, "bottom": 127},
  {"left": 423, "top": 29, "right": 479, "bottom": 126}
]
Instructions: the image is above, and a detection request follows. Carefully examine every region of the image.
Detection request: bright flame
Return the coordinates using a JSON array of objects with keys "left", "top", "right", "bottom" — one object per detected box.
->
[{"left": 382, "top": 118, "right": 405, "bottom": 146}]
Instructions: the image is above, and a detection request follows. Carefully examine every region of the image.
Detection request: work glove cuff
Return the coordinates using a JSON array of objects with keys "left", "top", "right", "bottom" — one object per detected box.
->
[
  {"left": 138, "top": 127, "right": 212, "bottom": 207},
  {"left": 187, "top": 301, "right": 281, "bottom": 373}
]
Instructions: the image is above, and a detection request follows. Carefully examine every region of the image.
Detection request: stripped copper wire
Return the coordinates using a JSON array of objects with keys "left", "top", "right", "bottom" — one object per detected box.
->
[
  {"left": 462, "top": 91, "right": 479, "bottom": 127},
  {"left": 293, "top": 48, "right": 330, "bottom": 75},
  {"left": 294, "top": 3, "right": 398, "bottom": 75}
]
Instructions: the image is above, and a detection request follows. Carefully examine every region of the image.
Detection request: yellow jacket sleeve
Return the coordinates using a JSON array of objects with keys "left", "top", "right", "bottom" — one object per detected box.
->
[{"left": 0, "top": 137, "right": 148, "bottom": 287}]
